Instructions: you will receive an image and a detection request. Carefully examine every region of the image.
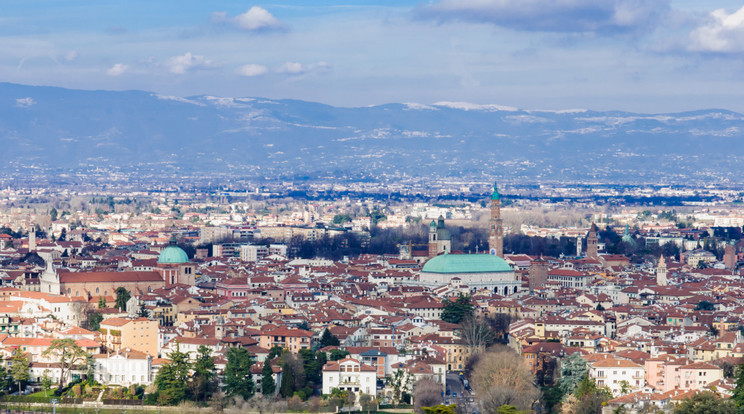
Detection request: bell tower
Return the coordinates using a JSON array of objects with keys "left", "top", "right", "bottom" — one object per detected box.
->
[
  {"left": 656, "top": 255, "right": 668, "bottom": 286},
  {"left": 586, "top": 223, "right": 598, "bottom": 259},
  {"left": 488, "top": 182, "right": 504, "bottom": 258}
]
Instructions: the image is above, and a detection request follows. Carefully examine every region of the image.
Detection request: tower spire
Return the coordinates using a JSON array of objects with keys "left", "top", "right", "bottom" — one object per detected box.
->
[
  {"left": 488, "top": 181, "right": 504, "bottom": 258},
  {"left": 657, "top": 254, "right": 668, "bottom": 286}
]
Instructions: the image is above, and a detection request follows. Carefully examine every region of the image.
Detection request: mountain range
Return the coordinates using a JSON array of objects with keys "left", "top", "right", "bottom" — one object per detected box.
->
[{"left": 2, "top": 82, "right": 744, "bottom": 184}]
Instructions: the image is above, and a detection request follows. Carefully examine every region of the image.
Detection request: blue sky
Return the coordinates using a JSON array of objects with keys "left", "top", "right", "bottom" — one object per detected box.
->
[{"left": 3, "top": 0, "right": 744, "bottom": 112}]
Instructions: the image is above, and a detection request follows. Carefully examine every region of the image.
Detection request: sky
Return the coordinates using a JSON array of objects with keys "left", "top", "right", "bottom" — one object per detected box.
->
[{"left": 3, "top": 0, "right": 744, "bottom": 113}]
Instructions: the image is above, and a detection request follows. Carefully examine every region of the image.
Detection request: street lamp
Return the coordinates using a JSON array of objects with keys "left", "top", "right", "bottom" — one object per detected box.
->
[{"left": 51, "top": 398, "right": 58, "bottom": 414}]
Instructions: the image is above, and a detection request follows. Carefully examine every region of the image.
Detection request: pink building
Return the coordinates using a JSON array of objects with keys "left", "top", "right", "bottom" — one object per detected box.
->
[{"left": 645, "top": 355, "right": 723, "bottom": 392}]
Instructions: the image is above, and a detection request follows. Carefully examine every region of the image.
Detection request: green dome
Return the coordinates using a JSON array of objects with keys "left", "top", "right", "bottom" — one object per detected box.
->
[
  {"left": 422, "top": 253, "right": 512, "bottom": 274},
  {"left": 158, "top": 245, "right": 189, "bottom": 264},
  {"left": 491, "top": 182, "right": 500, "bottom": 200}
]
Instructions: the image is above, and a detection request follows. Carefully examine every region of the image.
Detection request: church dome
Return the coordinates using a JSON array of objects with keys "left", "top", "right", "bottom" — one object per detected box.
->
[
  {"left": 422, "top": 253, "right": 512, "bottom": 274},
  {"left": 158, "top": 245, "right": 189, "bottom": 264}
]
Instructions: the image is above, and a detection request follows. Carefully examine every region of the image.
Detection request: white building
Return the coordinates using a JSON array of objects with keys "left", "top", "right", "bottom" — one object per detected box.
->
[
  {"left": 416, "top": 254, "right": 520, "bottom": 296},
  {"left": 321, "top": 358, "right": 377, "bottom": 397},
  {"left": 93, "top": 349, "right": 153, "bottom": 386},
  {"left": 588, "top": 357, "right": 645, "bottom": 396}
]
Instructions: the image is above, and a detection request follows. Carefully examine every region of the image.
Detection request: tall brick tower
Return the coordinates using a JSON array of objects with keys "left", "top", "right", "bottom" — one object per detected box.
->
[
  {"left": 586, "top": 222, "right": 598, "bottom": 259},
  {"left": 529, "top": 256, "right": 549, "bottom": 291},
  {"left": 724, "top": 243, "right": 736, "bottom": 271},
  {"left": 488, "top": 182, "right": 504, "bottom": 258}
]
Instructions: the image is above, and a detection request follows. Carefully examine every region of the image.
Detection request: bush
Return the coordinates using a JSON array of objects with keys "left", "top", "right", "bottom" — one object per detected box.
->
[
  {"left": 144, "top": 392, "right": 159, "bottom": 405},
  {"left": 288, "top": 395, "right": 305, "bottom": 411}
]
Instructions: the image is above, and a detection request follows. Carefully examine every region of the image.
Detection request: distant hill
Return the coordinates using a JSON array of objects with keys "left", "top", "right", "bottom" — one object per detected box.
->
[{"left": 2, "top": 82, "right": 744, "bottom": 183}]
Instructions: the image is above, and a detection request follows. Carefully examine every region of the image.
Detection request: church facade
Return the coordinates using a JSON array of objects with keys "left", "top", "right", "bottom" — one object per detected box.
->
[{"left": 41, "top": 241, "right": 192, "bottom": 297}]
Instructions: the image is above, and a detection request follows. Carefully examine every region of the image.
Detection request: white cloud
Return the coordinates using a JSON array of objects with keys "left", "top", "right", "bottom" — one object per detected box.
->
[
  {"left": 64, "top": 50, "right": 78, "bottom": 62},
  {"left": 15, "top": 97, "right": 36, "bottom": 108},
  {"left": 166, "top": 52, "right": 219, "bottom": 74},
  {"left": 416, "top": 0, "right": 668, "bottom": 33},
  {"left": 212, "top": 6, "right": 283, "bottom": 32},
  {"left": 689, "top": 6, "right": 744, "bottom": 53},
  {"left": 277, "top": 61, "right": 304, "bottom": 74},
  {"left": 106, "top": 63, "right": 129, "bottom": 76},
  {"left": 276, "top": 61, "right": 330, "bottom": 75},
  {"left": 235, "top": 64, "right": 268, "bottom": 77}
]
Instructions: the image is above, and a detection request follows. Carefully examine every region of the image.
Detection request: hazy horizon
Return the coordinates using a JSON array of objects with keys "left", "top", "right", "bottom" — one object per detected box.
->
[{"left": 4, "top": 1, "right": 744, "bottom": 113}]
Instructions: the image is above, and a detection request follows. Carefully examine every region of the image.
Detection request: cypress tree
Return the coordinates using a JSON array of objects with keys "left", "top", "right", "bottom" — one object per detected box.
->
[
  {"left": 280, "top": 359, "right": 295, "bottom": 398},
  {"left": 261, "top": 361, "right": 276, "bottom": 395}
]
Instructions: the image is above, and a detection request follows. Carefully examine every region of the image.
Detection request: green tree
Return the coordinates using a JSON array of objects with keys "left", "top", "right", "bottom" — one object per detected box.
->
[
  {"left": 49, "top": 208, "right": 58, "bottom": 222},
  {"left": 299, "top": 349, "right": 326, "bottom": 389},
  {"left": 155, "top": 343, "right": 191, "bottom": 405},
  {"left": 320, "top": 329, "right": 341, "bottom": 347},
  {"left": 572, "top": 376, "right": 613, "bottom": 414},
  {"left": 267, "top": 346, "right": 284, "bottom": 360},
  {"left": 674, "top": 391, "right": 736, "bottom": 414},
  {"left": 496, "top": 406, "right": 528, "bottom": 414},
  {"left": 440, "top": 294, "right": 474, "bottom": 324},
  {"left": 279, "top": 352, "right": 305, "bottom": 398},
  {"left": 224, "top": 347, "right": 255, "bottom": 400},
  {"left": 0, "top": 366, "right": 10, "bottom": 395},
  {"left": 333, "top": 214, "right": 352, "bottom": 225},
  {"left": 360, "top": 393, "right": 377, "bottom": 414},
  {"left": 370, "top": 209, "right": 387, "bottom": 225},
  {"left": 421, "top": 405, "right": 456, "bottom": 414},
  {"left": 97, "top": 296, "right": 106, "bottom": 309},
  {"left": 329, "top": 349, "right": 350, "bottom": 361},
  {"left": 574, "top": 375, "right": 601, "bottom": 400},
  {"left": 297, "top": 321, "right": 310, "bottom": 331},
  {"left": 191, "top": 345, "right": 217, "bottom": 402},
  {"left": 9, "top": 351, "right": 30, "bottom": 395},
  {"left": 388, "top": 368, "right": 413, "bottom": 405},
  {"left": 41, "top": 339, "right": 89, "bottom": 388},
  {"left": 732, "top": 363, "right": 744, "bottom": 407},
  {"left": 41, "top": 370, "right": 53, "bottom": 397},
  {"left": 696, "top": 301, "right": 715, "bottom": 311},
  {"left": 114, "top": 287, "right": 131, "bottom": 311},
  {"left": 559, "top": 353, "right": 588, "bottom": 395},
  {"left": 261, "top": 361, "right": 276, "bottom": 396},
  {"left": 88, "top": 312, "right": 103, "bottom": 331}
]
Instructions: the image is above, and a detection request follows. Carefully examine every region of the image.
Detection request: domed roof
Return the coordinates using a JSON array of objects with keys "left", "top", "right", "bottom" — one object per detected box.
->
[
  {"left": 491, "top": 182, "right": 500, "bottom": 200},
  {"left": 158, "top": 245, "right": 189, "bottom": 264},
  {"left": 422, "top": 253, "right": 512, "bottom": 274}
]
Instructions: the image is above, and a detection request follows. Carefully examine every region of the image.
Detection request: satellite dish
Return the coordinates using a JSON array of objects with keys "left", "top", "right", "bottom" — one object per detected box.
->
[{"left": 490, "top": 248, "right": 497, "bottom": 255}]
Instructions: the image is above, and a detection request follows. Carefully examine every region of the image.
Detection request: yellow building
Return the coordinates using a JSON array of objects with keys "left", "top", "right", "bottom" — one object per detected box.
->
[
  {"left": 431, "top": 336, "right": 472, "bottom": 371},
  {"left": 258, "top": 327, "right": 313, "bottom": 353},
  {"left": 99, "top": 317, "right": 159, "bottom": 357}
]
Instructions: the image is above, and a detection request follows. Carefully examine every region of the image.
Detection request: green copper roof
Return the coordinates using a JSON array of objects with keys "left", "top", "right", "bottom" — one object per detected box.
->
[
  {"left": 158, "top": 245, "right": 189, "bottom": 264},
  {"left": 622, "top": 224, "right": 635, "bottom": 245},
  {"left": 422, "top": 253, "right": 512, "bottom": 274},
  {"left": 491, "top": 182, "right": 500, "bottom": 200}
]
